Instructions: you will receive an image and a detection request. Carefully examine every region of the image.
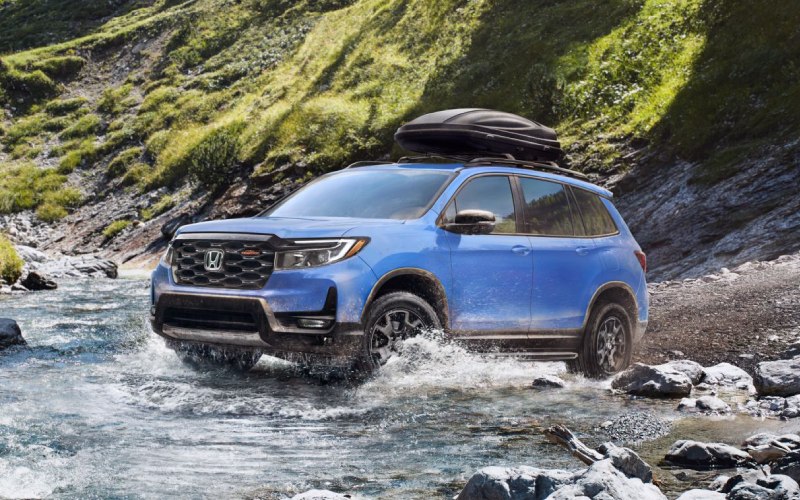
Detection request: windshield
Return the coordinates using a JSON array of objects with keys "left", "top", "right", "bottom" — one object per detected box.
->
[{"left": 262, "top": 169, "right": 453, "bottom": 219}]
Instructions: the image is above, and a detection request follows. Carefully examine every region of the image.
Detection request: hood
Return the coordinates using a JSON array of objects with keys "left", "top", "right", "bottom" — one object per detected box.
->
[{"left": 175, "top": 216, "right": 404, "bottom": 240}]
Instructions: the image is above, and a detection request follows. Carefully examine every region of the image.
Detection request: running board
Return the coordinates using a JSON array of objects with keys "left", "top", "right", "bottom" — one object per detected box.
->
[{"left": 485, "top": 351, "right": 578, "bottom": 361}]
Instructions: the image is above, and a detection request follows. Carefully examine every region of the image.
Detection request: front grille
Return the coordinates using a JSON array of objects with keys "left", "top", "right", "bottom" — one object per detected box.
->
[
  {"left": 172, "top": 239, "right": 274, "bottom": 289},
  {"left": 163, "top": 307, "right": 258, "bottom": 332}
]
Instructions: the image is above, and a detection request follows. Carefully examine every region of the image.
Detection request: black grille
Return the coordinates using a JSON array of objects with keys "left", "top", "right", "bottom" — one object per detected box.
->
[
  {"left": 163, "top": 307, "right": 258, "bottom": 332},
  {"left": 172, "top": 239, "right": 274, "bottom": 289}
]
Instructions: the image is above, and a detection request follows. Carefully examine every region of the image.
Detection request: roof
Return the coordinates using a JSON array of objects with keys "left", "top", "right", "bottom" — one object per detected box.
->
[{"left": 343, "top": 162, "right": 613, "bottom": 198}]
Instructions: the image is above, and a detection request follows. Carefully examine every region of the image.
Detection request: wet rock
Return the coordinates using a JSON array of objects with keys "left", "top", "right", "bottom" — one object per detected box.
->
[
  {"left": 663, "top": 360, "right": 705, "bottom": 384},
  {"left": 773, "top": 452, "right": 800, "bottom": 482},
  {"left": 20, "top": 271, "right": 57, "bottom": 291},
  {"left": 727, "top": 475, "right": 800, "bottom": 499},
  {"left": 675, "top": 490, "right": 725, "bottom": 499},
  {"left": 598, "top": 442, "right": 653, "bottom": 483},
  {"left": 290, "top": 490, "right": 351, "bottom": 499},
  {"left": 709, "top": 475, "right": 731, "bottom": 491},
  {"left": 531, "top": 375, "right": 566, "bottom": 389},
  {"left": 678, "top": 398, "right": 698, "bottom": 410},
  {"left": 14, "top": 244, "right": 48, "bottom": 264},
  {"left": 783, "top": 395, "right": 800, "bottom": 418},
  {"left": 742, "top": 433, "right": 800, "bottom": 464},
  {"left": 456, "top": 465, "right": 572, "bottom": 500},
  {"left": 612, "top": 363, "right": 693, "bottom": 398},
  {"left": 458, "top": 460, "right": 666, "bottom": 500},
  {"left": 702, "top": 363, "right": 755, "bottom": 392},
  {"left": 781, "top": 343, "right": 800, "bottom": 360},
  {"left": 719, "top": 470, "right": 771, "bottom": 493},
  {"left": 755, "top": 358, "right": 800, "bottom": 397},
  {"left": 10, "top": 282, "right": 28, "bottom": 292},
  {"left": 546, "top": 460, "right": 666, "bottom": 500},
  {"left": 664, "top": 440, "right": 754, "bottom": 469},
  {"left": 695, "top": 396, "right": 731, "bottom": 413},
  {"left": 0, "top": 319, "right": 26, "bottom": 349}
]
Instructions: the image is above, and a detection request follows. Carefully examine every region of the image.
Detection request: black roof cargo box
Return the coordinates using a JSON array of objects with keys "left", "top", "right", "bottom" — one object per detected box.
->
[{"left": 395, "top": 108, "right": 563, "bottom": 162}]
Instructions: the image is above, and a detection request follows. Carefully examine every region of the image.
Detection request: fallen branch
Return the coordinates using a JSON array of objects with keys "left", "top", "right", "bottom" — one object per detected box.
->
[{"left": 544, "top": 424, "right": 604, "bottom": 466}]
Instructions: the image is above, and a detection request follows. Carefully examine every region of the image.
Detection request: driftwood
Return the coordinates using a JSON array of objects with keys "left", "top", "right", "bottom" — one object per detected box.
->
[{"left": 544, "top": 424, "right": 604, "bottom": 466}]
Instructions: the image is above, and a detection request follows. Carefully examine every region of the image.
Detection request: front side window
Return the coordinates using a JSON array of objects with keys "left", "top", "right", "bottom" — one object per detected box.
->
[
  {"left": 519, "top": 177, "right": 574, "bottom": 236},
  {"left": 263, "top": 169, "right": 453, "bottom": 220},
  {"left": 572, "top": 188, "right": 618, "bottom": 236},
  {"left": 449, "top": 176, "right": 517, "bottom": 234}
]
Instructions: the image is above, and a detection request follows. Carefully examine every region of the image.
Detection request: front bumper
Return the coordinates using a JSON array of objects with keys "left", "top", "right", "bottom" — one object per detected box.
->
[{"left": 150, "top": 292, "right": 364, "bottom": 358}]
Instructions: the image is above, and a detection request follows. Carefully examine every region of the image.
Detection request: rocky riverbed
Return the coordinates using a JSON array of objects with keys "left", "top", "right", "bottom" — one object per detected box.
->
[{"left": 1, "top": 243, "right": 799, "bottom": 498}]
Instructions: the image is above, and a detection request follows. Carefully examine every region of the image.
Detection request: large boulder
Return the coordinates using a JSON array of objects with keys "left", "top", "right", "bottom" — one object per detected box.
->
[
  {"left": 547, "top": 460, "right": 666, "bottom": 500},
  {"left": 755, "top": 358, "right": 800, "bottom": 397},
  {"left": 612, "top": 363, "right": 693, "bottom": 398},
  {"left": 598, "top": 442, "right": 653, "bottom": 483},
  {"left": 0, "top": 318, "right": 26, "bottom": 349},
  {"left": 456, "top": 465, "right": 572, "bottom": 500},
  {"left": 662, "top": 360, "right": 705, "bottom": 385},
  {"left": 773, "top": 452, "right": 800, "bottom": 483},
  {"left": 664, "top": 440, "right": 754, "bottom": 469},
  {"left": 702, "top": 363, "right": 755, "bottom": 392},
  {"left": 20, "top": 271, "right": 57, "bottom": 291},
  {"left": 726, "top": 475, "right": 800, "bottom": 500}
]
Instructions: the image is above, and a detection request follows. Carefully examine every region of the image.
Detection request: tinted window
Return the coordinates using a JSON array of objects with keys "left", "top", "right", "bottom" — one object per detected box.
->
[
  {"left": 451, "top": 176, "right": 517, "bottom": 234},
  {"left": 572, "top": 188, "right": 618, "bottom": 236},
  {"left": 264, "top": 169, "right": 452, "bottom": 219},
  {"left": 519, "top": 177, "right": 574, "bottom": 236}
]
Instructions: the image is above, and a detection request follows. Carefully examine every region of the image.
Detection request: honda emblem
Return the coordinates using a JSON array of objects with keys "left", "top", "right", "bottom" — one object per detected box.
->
[{"left": 204, "top": 250, "right": 224, "bottom": 271}]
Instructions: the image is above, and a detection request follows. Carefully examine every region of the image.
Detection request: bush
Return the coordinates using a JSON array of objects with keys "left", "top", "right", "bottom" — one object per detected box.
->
[
  {"left": 0, "top": 235, "right": 23, "bottom": 284},
  {"left": 121, "top": 162, "right": 151, "bottom": 188},
  {"left": 59, "top": 113, "right": 102, "bottom": 139},
  {"left": 108, "top": 146, "right": 144, "bottom": 177},
  {"left": 36, "top": 202, "right": 67, "bottom": 222},
  {"left": 31, "top": 56, "right": 86, "bottom": 79},
  {"left": 57, "top": 140, "right": 97, "bottom": 173},
  {"left": 103, "top": 220, "right": 131, "bottom": 239},
  {"left": 44, "top": 97, "right": 88, "bottom": 115},
  {"left": 186, "top": 121, "right": 243, "bottom": 188},
  {"left": 98, "top": 83, "right": 134, "bottom": 115},
  {"left": 141, "top": 194, "right": 175, "bottom": 221},
  {"left": 44, "top": 186, "right": 83, "bottom": 208}
]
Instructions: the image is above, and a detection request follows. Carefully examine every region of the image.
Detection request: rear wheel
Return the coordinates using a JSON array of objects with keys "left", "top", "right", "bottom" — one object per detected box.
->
[
  {"left": 571, "top": 302, "right": 633, "bottom": 378},
  {"left": 169, "top": 342, "right": 262, "bottom": 372},
  {"left": 354, "top": 291, "right": 441, "bottom": 373}
]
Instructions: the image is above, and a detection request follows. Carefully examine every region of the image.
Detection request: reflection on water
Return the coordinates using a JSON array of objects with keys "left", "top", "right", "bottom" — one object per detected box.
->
[{"left": 0, "top": 278, "right": 798, "bottom": 498}]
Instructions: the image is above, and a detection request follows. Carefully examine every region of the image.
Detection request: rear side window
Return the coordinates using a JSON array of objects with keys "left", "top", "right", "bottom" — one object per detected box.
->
[
  {"left": 450, "top": 176, "right": 517, "bottom": 234},
  {"left": 519, "top": 177, "right": 574, "bottom": 236},
  {"left": 572, "top": 188, "right": 618, "bottom": 236}
]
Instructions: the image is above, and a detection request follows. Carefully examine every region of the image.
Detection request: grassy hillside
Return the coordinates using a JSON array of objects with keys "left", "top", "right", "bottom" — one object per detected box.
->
[{"left": 0, "top": 0, "right": 798, "bottom": 231}]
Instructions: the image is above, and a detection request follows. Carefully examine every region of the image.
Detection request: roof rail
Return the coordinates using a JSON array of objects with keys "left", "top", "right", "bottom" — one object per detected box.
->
[
  {"left": 462, "top": 156, "right": 588, "bottom": 180},
  {"left": 345, "top": 160, "right": 394, "bottom": 169}
]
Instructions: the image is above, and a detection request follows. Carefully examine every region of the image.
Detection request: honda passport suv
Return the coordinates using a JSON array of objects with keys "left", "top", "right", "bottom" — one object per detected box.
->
[{"left": 149, "top": 160, "right": 648, "bottom": 377}]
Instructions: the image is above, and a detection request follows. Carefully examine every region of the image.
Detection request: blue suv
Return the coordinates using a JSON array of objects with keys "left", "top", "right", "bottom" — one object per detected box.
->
[{"left": 150, "top": 160, "right": 648, "bottom": 377}]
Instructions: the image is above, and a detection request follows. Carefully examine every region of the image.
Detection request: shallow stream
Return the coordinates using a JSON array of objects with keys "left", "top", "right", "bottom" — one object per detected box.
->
[{"left": 1, "top": 276, "right": 798, "bottom": 499}]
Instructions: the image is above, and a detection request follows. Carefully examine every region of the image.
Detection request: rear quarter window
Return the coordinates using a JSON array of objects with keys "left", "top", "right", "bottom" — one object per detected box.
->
[{"left": 572, "top": 188, "right": 618, "bottom": 236}]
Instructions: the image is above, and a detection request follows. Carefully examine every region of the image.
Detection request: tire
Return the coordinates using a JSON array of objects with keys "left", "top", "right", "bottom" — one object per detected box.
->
[
  {"left": 169, "top": 342, "right": 262, "bottom": 372},
  {"left": 353, "top": 291, "right": 442, "bottom": 373},
  {"left": 572, "top": 302, "right": 633, "bottom": 378}
]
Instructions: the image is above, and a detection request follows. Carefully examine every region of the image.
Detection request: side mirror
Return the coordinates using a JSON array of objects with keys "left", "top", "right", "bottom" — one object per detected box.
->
[{"left": 445, "top": 209, "right": 496, "bottom": 235}]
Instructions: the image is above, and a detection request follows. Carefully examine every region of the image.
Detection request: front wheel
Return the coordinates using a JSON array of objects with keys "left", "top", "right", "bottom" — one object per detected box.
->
[
  {"left": 169, "top": 342, "right": 262, "bottom": 372},
  {"left": 354, "top": 291, "right": 441, "bottom": 373},
  {"left": 571, "top": 302, "right": 633, "bottom": 378}
]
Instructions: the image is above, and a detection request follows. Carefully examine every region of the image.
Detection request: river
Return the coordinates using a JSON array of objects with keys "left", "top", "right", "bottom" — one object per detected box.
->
[{"left": 1, "top": 276, "right": 798, "bottom": 499}]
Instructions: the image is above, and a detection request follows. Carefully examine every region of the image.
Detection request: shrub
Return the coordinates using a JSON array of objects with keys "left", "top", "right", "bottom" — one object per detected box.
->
[
  {"left": 103, "top": 220, "right": 131, "bottom": 239},
  {"left": 108, "top": 146, "right": 143, "bottom": 177},
  {"left": 0, "top": 235, "right": 23, "bottom": 284},
  {"left": 59, "top": 113, "right": 102, "bottom": 139},
  {"left": 98, "top": 83, "right": 134, "bottom": 115},
  {"left": 44, "top": 97, "right": 88, "bottom": 115},
  {"left": 141, "top": 194, "right": 175, "bottom": 221},
  {"left": 57, "top": 140, "right": 97, "bottom": 173},
  {"left": 44, "top": 186, "right": 83, "bottom": 208},
  {"left": 121, "top": 162, "right": 151, "bottom": 188},
  {"left": 186, "top": 121, "right": 243, "bottom": 188},
  {"left": 36, "top": 202, "right": 68, "bottom": 222},
  {"left": 31, "top": 56, "right": 86, "bottom": 79}
]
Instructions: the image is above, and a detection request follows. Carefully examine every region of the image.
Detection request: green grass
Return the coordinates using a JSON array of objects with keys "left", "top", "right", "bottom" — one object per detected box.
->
[
  {"left": 0, "top": 0, "right": 798, "bottom": 225},
  {"left": 103, "top": 219, "right": 131, "bottom": 239},
  {"left": 141, "top": 194, "right": 175, "bottom": 221},
  {"left": 0, "top": 234, "right": 23, "bottom": 284}
]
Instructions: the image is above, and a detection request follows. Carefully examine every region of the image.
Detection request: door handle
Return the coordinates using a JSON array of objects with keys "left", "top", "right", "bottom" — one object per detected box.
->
[
  {"left": 575, "top": 246, "right": 590, "bottom": 256},
  {"left": 511, "top": 245, "right": 531, "bottom": 256}
]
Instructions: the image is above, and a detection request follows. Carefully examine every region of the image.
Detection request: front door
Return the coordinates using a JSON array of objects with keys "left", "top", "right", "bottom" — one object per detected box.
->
[{"left": 443, "top": 175, "right": 533, "bottom": 333}]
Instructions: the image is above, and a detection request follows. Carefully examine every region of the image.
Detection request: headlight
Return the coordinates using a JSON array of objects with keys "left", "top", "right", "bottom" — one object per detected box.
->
[
  {"left": 274, "top": 238, "right": 368, "bottom": 269},
  {"left": 161, "top": 243, "right": 174, "bottom": 266}
]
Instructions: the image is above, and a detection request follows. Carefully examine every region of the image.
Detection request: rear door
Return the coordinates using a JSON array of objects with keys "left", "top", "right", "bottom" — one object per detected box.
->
[
  {"left": 517, "top": 176, "right": 598, "bottom": 333},
  {"left": 442, "top": 175, "right": 533, "bottom": 334}
]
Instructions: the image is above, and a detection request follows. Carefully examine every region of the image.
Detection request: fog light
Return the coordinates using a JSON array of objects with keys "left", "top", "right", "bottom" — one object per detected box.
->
[{"left": 297, "top": 318, "right": 332, "bottom": 329}]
